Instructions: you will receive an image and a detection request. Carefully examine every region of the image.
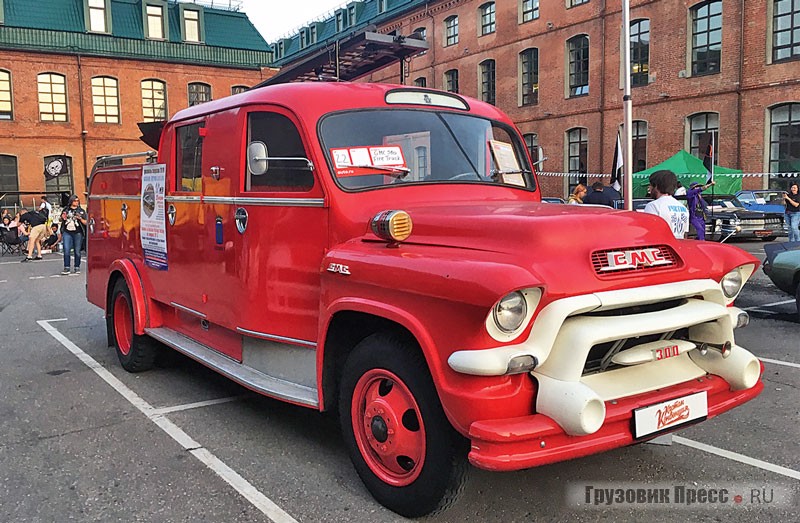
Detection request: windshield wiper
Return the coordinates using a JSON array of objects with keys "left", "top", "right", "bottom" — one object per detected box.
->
[
  {"left": 351, "top": 164, "right": 410, "bottom": 178},
  {"left": 491, "top": 168, "right": 532, "bottom": 176}
]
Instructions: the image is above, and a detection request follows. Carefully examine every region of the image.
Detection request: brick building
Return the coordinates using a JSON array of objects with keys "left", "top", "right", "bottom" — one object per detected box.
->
[
  {"left": 273, "top": 0, "right": 800, "bottom": 198},
  {"left": 0, "top": 0, "right": 274, "bottom": 209}
]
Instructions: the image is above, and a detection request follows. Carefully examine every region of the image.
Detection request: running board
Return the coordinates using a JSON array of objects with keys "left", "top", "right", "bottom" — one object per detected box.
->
[{"left": 145, "top": 327, "right": 319, "bottom": 408}]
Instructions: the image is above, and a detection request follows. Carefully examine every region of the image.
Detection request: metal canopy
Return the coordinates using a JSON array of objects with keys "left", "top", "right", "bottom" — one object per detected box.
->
[{"left": 257, "top": 31, "right": 428, "bottom": 87}]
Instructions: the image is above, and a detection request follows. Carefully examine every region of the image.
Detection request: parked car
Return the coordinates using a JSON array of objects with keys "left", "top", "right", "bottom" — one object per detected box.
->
[
  {"left": 763, "top": 241, "right": 800, "bottom": 322},
  {"left": 612, "top": 198, "right": 652, "bottom": 211},
  {"left": 541, "top": 197, "right": 565, "bottom": 204},
  {"left": 735, "top": 189, "right": 787, "bottom": 214},
  {"left": 675, "top": 194, "right": 786, "bottom": 241}
]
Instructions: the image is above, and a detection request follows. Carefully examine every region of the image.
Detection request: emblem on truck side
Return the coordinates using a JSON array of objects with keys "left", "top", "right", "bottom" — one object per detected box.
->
[
  {"left": 327, "top": 263, "right": 351, "bottom": 275},
  {"left": 600, "top": 247, "right": 672, "bottom": 271}
]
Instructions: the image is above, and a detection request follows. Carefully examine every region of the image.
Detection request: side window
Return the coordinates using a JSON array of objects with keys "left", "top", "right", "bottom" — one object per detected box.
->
[
  {"left": 247, "top": 112, "right": 313, "bottom": 192},
  {"left": 176, "top": 122, "right": 204, "bottom": 192}
]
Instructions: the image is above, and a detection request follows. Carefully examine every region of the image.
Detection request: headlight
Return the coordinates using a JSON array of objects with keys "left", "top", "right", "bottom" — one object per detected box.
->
[
  {"left": 721, "top": 268, "right": 743, "bottom": 298},
  {"left": 493, "top": 291, "right": 527, "bottom": 333}
]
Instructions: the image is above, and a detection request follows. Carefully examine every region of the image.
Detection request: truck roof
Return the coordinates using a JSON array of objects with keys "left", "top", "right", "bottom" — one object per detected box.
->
[{"left": 170, "top": 82, "right": 510, "bottom": 125}]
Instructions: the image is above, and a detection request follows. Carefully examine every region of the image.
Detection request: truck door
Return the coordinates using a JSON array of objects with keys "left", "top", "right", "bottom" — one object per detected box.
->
[{"left": 233, "top": 109, "right": 327, "bottom": 346}]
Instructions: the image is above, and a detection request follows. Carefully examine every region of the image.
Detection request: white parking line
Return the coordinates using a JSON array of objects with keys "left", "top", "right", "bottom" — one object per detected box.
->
[
  {"left": 743, "top": 299, "right": 795, "bottom": 310},
  {"left": 152, "top": 395, "right": 250, "bottom": 416},
  {"left": 29, "top": 276, "right": 46, "bottom": 280},
  {"left": 37, "top": 319, "right": 299, "bottom": 523},
  {"left": 747, "top": 309, "right": 778, "bottom": 315},
  {"left": 674, "top": 436, "right": 800, "bottom": 480},
  {"left": 760, "top": 357, "right": 800, "bottom": 369}
]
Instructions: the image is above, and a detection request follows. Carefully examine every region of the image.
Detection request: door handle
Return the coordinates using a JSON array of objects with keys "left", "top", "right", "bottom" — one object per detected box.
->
[{"left": 167, "top": 204, "right": 176, "bottom": 225}]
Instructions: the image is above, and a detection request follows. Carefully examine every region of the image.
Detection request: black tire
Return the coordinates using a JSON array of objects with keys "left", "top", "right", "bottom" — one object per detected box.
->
[
  {"left": 338, "top": 332, "right": 468, "bottom": 518},
  {"left": 760, "top": 236, "right": 777, "bottom": 242},
  {"left": 109, "top": 278, "right": 159, "bottom": 372}
]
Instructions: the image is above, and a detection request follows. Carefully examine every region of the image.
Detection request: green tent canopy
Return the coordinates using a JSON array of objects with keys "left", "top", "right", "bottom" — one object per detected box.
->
[{"left": 632, "top": 150, "right": 743, "bottom": 197}]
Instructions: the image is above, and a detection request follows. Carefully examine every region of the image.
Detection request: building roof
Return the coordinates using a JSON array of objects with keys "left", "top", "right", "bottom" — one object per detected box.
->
[{"left": 0, "top": 0, "right": 272, "bottom": 68}]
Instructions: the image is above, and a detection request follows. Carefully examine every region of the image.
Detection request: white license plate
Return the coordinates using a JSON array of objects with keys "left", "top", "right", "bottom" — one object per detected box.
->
[{"left": 633, "top": 391, "right": 708, "bottom": 438}]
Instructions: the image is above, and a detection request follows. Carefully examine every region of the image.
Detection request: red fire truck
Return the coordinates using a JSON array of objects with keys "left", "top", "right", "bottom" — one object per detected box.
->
[{"left": 87, "top": 82, "right": 763, "bottom": 517}]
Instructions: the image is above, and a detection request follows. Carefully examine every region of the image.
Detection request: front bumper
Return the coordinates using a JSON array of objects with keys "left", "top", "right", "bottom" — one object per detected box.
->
[{"left": 468, "top": 365, "right": 764, "bottom": 471}]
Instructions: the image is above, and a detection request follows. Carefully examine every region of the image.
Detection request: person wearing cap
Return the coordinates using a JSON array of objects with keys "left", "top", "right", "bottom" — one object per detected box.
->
[{"left": 687, "top": 180, "right": 715, "bottom": 241}]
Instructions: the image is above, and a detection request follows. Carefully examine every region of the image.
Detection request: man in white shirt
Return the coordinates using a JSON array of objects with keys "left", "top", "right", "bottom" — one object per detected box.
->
[{"left": 643, "top": 170, "right": 689, "bottom": 239}]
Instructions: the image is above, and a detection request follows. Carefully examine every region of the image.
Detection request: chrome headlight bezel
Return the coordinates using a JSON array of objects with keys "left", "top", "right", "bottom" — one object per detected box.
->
[
  {"left": 720, "top": 264, "right": 755, "bottom": 303},
  {"left": 486, "top": 288, "right": 543, "bottom": 342}
]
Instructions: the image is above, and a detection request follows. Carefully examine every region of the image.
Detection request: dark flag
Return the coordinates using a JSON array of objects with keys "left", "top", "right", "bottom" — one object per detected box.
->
[
  {"left": 44, "top": 155, "right": 69, "bottom": 181},
  {"left": 702, "top": 134, "right": 714, "bottom": 184},
  {"left": 610, "top": 131, "right": 623, "bottom": 192}
]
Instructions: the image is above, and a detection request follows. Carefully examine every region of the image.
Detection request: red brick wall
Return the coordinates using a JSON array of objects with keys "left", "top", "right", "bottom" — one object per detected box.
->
[
  {"left": 367, "top": 0, "right": 800, "bottom": 197},
  {"left": 0, "top": 49, "right": 273, "bottom": 202}
]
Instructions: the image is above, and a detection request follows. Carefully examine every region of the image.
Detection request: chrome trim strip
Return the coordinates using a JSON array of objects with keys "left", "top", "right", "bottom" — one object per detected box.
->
[
  {"left": 165, "top": 196, "right": 202, "bottom": 203},
  {"left": 170, "top": 302, "right": 207, "bottom": 319},
  {"left": 236, "top": 327, "right": 317, "bottom": 348},
  {"left": 89, "top": 195, "right": 141, "bottom": 201},
  {"left": 204, "top": 196, "right": 325, "bottom": 207}
]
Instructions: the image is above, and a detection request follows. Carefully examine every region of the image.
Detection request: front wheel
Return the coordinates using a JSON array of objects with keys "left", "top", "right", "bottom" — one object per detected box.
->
[
  {"left": 339, "top": 332, "right": 468, "bottom": 517},
  {"left": 109, "top": 278, "right": 159, "bottom": 372}
]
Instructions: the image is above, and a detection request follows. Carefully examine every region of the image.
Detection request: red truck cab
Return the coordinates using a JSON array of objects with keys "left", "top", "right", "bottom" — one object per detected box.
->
[{"left": 87, "top": 82, "right": 762, "bottom": 517}]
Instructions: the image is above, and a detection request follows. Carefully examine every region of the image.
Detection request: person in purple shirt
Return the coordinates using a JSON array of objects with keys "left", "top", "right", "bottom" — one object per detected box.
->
[{"left": 687, "top": 181, "right": 715, "bottom": 240}]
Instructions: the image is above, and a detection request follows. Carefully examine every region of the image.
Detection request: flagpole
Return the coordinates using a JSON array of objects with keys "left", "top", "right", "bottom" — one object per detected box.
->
[{"left": 622, "top": 0, "right": 634, "bottom": 211}]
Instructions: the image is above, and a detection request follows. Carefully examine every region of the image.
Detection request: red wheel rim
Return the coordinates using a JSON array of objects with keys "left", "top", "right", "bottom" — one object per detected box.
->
[
  {"left": 351, "top": 369, "right": 426, "bottom": 487},
  {"left": 113, "top": 293, "right": 133, "bottom": 356}
]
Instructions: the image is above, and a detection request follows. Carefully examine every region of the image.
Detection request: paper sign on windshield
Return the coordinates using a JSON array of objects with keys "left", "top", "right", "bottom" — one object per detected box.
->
[
  {"left": 488, "top": 140, "right": 525, "bottom": 187},
  {"left": 330, "top": 145, "right": 407, "bottom": 177}
]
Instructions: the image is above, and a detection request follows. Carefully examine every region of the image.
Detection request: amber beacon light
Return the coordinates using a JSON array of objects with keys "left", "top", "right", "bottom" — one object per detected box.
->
[{"left": 371, "top": 210, "right": 413, "bottom": 242}]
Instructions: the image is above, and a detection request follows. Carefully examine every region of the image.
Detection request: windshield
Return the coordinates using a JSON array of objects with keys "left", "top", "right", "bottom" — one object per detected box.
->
[
  {"left": 319, "top": 109, "right": 534, "bottom": 191},
  {"left": 706, "top": 195, "right": 745, "bottom": 208}
]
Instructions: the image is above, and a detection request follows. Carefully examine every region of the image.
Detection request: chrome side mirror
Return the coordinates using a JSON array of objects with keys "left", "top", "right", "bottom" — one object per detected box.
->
[{"left": 248, "top": 141, "right": 268, "bottom": 176}]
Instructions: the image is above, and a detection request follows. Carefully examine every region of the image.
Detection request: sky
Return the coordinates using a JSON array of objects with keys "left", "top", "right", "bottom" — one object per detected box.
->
[{"left": 241, "top": 0, "right": 346, "bottom": 43}]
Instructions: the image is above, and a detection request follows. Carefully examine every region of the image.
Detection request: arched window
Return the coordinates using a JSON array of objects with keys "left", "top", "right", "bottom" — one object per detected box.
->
[
  {"left": 567, "top": 35, "right": 589, "bottom": 97},
  {"left": 631, "top": 19, "right": 650, "bottom": 87},
  {"left": 688, "top": 112, "right": 719, "bottom": 159},
  {"left": 479, "top": 59, "right": 496, "bottom": 105},
  {"left": 521, "top": 0, "right": 539, "bottom": 23},
  {"left": 567, "top": 127, "right": 588, "bottom": 187},
  {"left": 444, "top": 16, "right": 459, "bottom": 46},
  {"left": 413, "top": 77, "right": 427, "bottom": 88},
  {"left": 523, "top": 133, "right": 539, "bottom": 165},
  {"left": 444, "top": 69, "right": 459, "bottom": 93},
  {"left": 479, "top": 3, "right": 496, "bottom": 35},
  {"left": 0, "top": 155, "right": 19, "bottom": 207},
  {"left": 142, "top": 79, "right": 167, "bottom": 122},
  {"left": 690, "top": 1, "right": 722, "bottom": 75},
  {"left": 632, "top": 120, "right": 648, "bottom": 172},
  {"left": 37, "top": 73, "right": 68, "bottom": 122},
  {"left": 520, "top": 48, "right": 539, "bottom": 106},
  {"left": 188, "top": 82, "right": 211, "bottom": 106},
  {"left": 768, "top": 103, "right": 800, "bottom": 187},
  {"left": 231, "top": 85, "right": 249, "bottom": 95},
  {"left": 91, "top": 76, "right": 119, "bottom": 123}
]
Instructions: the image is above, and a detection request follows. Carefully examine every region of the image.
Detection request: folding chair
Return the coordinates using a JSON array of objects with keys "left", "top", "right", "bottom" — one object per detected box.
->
[{"left": 0, "top": 228, "right": 25, "bottom": 256}]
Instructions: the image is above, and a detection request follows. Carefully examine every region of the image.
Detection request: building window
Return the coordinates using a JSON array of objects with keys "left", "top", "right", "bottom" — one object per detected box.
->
[
  {"left": 567, "top": 127, "right": 588, "bottom": 186},
  {"left": 569, "top": 0, "right": 589, "bottom": 7},
  {"left": 37, "top": 73, "right": 68, "bottom": 122},
  {"left": 348, "top": 5, "right": 356, "bottom": 26},
  {"left": 183, "top": 9, "right": 201, "bottom": 42},
  {"left": 773, "top": 0, "right": 800, "bottom": 62},
  {"left": 480, "top": 3, "right": 496, "bottom": 35},
  {"left": 0, "top": 70, "right": 12, "bottom": 120},
  {"left": 416, "top": 146, "right": 428, "bottom": 179},
  {"left": 336, "top": 11, "right": 344, "bottom": 31},
  {"left": 87, "top": 0, "right": 109, "bottom": 33},
  {"left": 231, "top": 85, "right": 249, "bottom": 95},
  {"left": 177, "top": 123, "right": 204, "bottom": 192},
  {"left": 520, "top": 48, "right": 539, "bottom": 106},
  {"left": 0, "top": 155, "right": 19, "bottom": 208},
  {"left": 769, "top": 104, "right": 800, "bottom": 184},
  {"left": 632, "top": 120, "right": 648, "bottom": 172},
  {"left": 91, "top": 76, "right": 119, "bottom": 123},
  {"left": 521, "top": 0, "right": 539, "bottom": 22},
  {"left": 691, "top": 0, "right": 722, "bottom": 76},
  {"left": 523, "top": 133, "right": 539, "bottom": 166},
  {"left": 274, "top": 41, "right": 285, "bottom": 59},
  {"left": 141, "top": 79, "right": 167, "bottom": 122},
  {"left": 413, "top": 27, "right": 427, "bottom": 54},
  {"left": 44, "top": 155, "right": 74, "bottom": 194},
  {"left": 445, "top": 16, "right": 459, "bottom": 46},
  {"left": 309, "top": 25, "right": 317, "bottom": 45},
  {"left": 188, "top": 82, "right": 211, "bottom": 106},
  {"left": 480, "top": 59, "right": 496, "bottom": 105},
  {"left": 146, "top": 3, "right": 165, "bottom": 39},
  {"left": 688, "top": 112, "right": 719, "bottom": 160},
  {"left": 300, "top": 31, "right": 307, "bottom": 49},
  {"left": 631, "top": 19, "right": 650, "bottom": 87},
  {"left": 567, "top": 34, "right": 590, "bottom": 97},
  {"left": 378, "top": 0, "right": 387, "bottom": 13},
  {"left": 414, "top": 77, "right": 427, "bottom": 87},
  {"left": 444, "top": 69, "right": 459, "bottom": 93}
]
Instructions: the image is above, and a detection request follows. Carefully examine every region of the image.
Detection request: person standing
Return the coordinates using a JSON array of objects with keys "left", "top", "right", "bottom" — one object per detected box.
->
[
  {"left": 582, "top": 182, "right": 615, "bottom": 207},
  {"left": 568, "top": 184, "right": 587, "bottom": 205},
  {"left": 687, "top": 181, "right": 715, "bottom": 240},
  {"left": 784, "top": 182, "right": 800, "bottom": 242},
  {"left": 60, "top": 194, "right": 87, "bottom": 275},
  {"left": 643, "top": 170, "right": 689, "bottom": 239}
]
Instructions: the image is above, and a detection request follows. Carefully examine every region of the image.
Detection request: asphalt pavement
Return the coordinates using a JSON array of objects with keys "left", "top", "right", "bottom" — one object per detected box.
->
[{"left": 0, "top": 240, "right": 797, "bottom": 522}]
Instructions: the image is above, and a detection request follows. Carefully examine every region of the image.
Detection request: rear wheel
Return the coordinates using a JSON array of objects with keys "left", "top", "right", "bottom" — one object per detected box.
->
[
  {"left": 110, "top": 278, "right": 158, "bottom": 372},
  {"left": 339, "top": 332, "right": 468, "bottom": 517}
]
